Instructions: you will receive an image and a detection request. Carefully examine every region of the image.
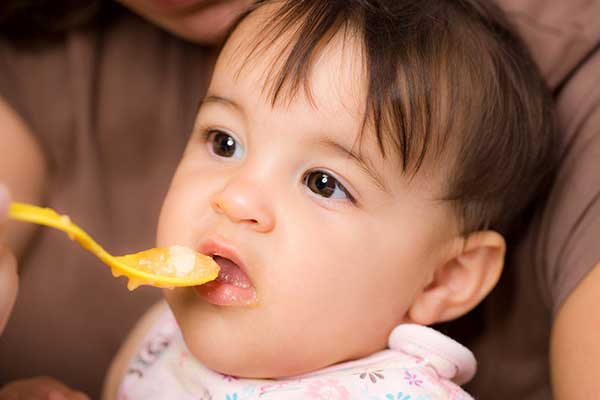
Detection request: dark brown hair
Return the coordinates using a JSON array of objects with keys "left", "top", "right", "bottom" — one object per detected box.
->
[{"left": 231, "top": 0, "right": 557, "bottom": 236}]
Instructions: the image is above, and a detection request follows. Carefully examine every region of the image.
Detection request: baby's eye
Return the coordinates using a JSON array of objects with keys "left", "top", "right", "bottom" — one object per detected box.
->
[
  {"left": 304, "top": 170, "right": 354, "bottom": 201},
  {"left": 207, "top": 129, "right": 244, "bottom": 160}
]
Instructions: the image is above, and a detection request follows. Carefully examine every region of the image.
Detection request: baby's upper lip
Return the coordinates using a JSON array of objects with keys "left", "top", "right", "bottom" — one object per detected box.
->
[{"left": 198, "top": 238, "right": 250, "bottom": 277}]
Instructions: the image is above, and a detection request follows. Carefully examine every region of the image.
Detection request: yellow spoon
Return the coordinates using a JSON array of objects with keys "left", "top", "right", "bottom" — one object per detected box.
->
[{"left": 7, "top": 202, "right": 219, "bottom": 291}]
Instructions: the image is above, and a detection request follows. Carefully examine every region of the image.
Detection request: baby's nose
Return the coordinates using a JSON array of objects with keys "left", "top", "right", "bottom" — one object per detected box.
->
[{"left": 209, "top": 180, "right": 275, "bottom": 233}]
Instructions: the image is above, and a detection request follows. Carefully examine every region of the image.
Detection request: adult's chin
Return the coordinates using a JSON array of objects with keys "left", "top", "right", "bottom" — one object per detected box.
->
[
  {"left": 156, "top": 13, "right": 237, "bottom": 44},
  {"left": 118, "top": 0, "right": 251, "bottom": 45}
]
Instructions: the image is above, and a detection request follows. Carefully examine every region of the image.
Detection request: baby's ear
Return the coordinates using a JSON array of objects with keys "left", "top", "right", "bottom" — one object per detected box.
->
[{"left": 407, "top": 230, "right": 505, "bottom": 325}]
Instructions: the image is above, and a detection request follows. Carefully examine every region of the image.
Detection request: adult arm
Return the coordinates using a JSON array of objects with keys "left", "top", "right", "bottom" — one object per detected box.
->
[
  {"left": 0, "top": 95, "right": 47, "bottom": 257},
  {"left": 0, "top": 96, "right": 46, "bottom": 333},
  {"left": 550, "top": 260, "right": 600, "bottom": 398},
  {"left": 0, "top": 185, "right": 17, "bottom": 333},
  {"left": 0, "top": 97, "right": 90, "bottom": 398},
  {"left": 0, "top": 377, "right": 90, "bottom": 400}
]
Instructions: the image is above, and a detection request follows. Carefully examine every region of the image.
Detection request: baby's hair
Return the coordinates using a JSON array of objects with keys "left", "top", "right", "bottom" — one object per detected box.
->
[{"left": 227, "top": 0, "right": 557, "bottom": 235}]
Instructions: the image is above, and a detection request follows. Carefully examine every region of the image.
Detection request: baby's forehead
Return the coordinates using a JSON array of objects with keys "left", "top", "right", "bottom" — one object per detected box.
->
[{"left": 220, "top": 6, "right": 367, "bottom": 114}]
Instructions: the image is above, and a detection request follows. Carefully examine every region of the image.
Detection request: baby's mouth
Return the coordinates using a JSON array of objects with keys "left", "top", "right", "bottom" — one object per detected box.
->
[
  {"left": 213, "top": 255, "right": 252, "bottom": 288},
  {"left": 194, "top": 252, "right": 257, "bottom": 306}
]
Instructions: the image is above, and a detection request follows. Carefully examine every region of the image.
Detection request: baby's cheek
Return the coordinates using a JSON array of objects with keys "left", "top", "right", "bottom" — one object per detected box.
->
[
  {"left": 156, "top": 187, "right": 192, "bottom": 247},
  {"left": 156, "top": 174, "right": 207, "bottom": 246},
  {"left": 156, "top": 201, "right": 177, "bottom": 247}
]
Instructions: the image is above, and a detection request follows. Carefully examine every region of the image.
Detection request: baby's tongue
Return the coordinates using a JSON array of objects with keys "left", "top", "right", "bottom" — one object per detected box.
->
[{"left": 214, "top": 256, "right": 252, "bottom": 288}]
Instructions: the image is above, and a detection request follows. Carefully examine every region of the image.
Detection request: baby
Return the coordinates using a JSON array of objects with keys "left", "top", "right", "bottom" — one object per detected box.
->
[{"left": 104, "top": 0, "right": 556, "bottom": 398}]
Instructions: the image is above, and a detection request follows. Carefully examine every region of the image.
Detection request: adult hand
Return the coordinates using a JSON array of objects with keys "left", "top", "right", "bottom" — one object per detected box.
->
[
  {"left": 0, "top": 183, "right": 18, "bottom": 334},
  {"left": 0, "top": 376, "right": 90, "bottom": 400}
]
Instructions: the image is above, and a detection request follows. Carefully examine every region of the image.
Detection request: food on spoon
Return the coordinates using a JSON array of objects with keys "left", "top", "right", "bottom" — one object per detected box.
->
[{"left": 114, "top": 245, "right": 220, "bottom": 290}]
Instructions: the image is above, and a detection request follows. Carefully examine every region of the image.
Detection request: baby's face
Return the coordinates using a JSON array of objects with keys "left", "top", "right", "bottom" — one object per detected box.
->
[{"left": 157, "top": 9, "right": 460, "bottom": 378}]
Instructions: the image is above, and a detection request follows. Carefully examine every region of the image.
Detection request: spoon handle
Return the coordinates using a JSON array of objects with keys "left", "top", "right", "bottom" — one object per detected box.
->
[{"left": 7, "top": 202, "right": 114, "bottom": 265}]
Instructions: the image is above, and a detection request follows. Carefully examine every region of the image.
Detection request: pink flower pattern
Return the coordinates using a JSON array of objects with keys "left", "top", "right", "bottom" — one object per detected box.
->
[{"left": 403, "top": 371, "right": 423, "bottom": 387}]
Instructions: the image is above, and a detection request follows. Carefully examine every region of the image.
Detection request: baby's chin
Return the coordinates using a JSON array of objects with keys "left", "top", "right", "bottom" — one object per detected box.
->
[
  {"left": 184, "top": 332, "right": 386, "bottom": 380},
  {"left": 206, "top": 360, "right": 311, "bottom": 380},
  {"left": 189, "top": 344, "right": 323, "bottom": 379},
  {"left": 183, "top": 334, "right": 347, "bottom": 379}
]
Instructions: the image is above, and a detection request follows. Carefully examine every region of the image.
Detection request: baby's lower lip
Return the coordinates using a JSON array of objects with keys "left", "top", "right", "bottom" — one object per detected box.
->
[{"left": 195, "top": 281, "right": 257, "bottom": 306}]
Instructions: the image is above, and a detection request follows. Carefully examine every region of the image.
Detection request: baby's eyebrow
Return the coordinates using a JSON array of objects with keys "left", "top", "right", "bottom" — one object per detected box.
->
[
  {"left": 318, "top": 138, "right": 389, "bottom": 193},
  {"left": 201, "top": 95, "right": 244, "bottom": 114}
]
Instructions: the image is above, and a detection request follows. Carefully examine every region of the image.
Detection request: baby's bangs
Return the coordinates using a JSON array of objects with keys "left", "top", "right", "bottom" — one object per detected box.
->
[
  {"left": 231, "top": 0, "right": 459, "bottom": 174},
  {"left": 234, "top": 1, "right": 358, "bottom": 106}
]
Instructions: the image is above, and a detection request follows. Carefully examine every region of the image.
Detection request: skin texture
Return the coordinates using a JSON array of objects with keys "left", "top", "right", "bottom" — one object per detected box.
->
[
  {"left": 0, "top": 185, "right": 17, "bottom": 334},
  {"left": 0, "top": 377, "right": 91, "bottom": 400},
  {"left": 0, "top": 98, "right": 46, "bottom": 258},
  {"left": 116, "top": 0, "right": 252, "bottom": 44},
  {"left": 155, "top": 5, "right": 505, "bottom": 379},
  {"left": 551, "top": 261, "right": 600, "bottom": 398},
  {"left": 0, "top": 98, "right": 46, "bottom": 335}
]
